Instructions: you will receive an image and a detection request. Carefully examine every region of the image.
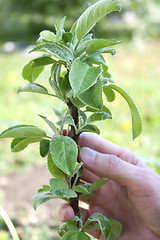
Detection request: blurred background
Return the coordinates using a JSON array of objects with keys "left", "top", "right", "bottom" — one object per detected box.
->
[{"left": 0, "top": 0, "right": 160, "bottom": 239}]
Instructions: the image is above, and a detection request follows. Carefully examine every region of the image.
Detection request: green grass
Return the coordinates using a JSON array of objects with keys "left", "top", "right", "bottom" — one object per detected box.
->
[{"left": 0, "top": 41, "right": 160, "bottom": 175}]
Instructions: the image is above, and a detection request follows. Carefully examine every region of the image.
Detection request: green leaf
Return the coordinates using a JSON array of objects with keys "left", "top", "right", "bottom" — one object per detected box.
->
[
  {"left": 70, "top": 96, "right": 86, "bottom": 108},
  {"left": 73, "top": 184, "right": 90, "bottom": 194},
  {"left": 0, "top": 125, "right": 47, "bottom": 138},
  {"left": 87, "top": 112, "right": 111, "bottom": 123},
  {"left": 66, "top": 217, "right": 79, "bottom": 230},
  {"left": 58, "top": 72, "right": 72, "bottom": 96},
  {"left": 30, "top": 42, "right": 74, "bottom": 61},
  {"left": 51, "top": 189, "right": 77, "bottom": 199},
  {"left": 89, "top": 179, "right": 108, "bottom": 192},
  {"left": 79, "top": 110, "right": 87, "bottom": 125},
  {"left": 51, "top": 62, "right": 62, "bottom": 88},
  {"left": 53, "top": 108, "right": 64, "bottom": 119},
  {"left": 57, "top": 223, "right": 68, "bottom": 237},
  {"left": 11, "top": 137, "right": 41, "bottom": 152},
  {"left": 49, "top": 178, "right": 67, "bottom": 191},
  {"left": 84, "top": 53, "right": 108, "bottom": 71},
  {"left": 83, "top": 212, "right": 112, "bottom": 238},
  {"left": 48, "top": 77, "right": 62, "bottom": 97},
  {"left": 102, "top": 71, "right": 114, "bottom": 84},
  {"left": 107, "top": 219, "right": 122, "bottom": 240},
  {"left": 49, "top": 178, "right": 77, "bottom": 199},
  {"left": 38, "top": 185, "right": 51, "bottom": 192},
  {"left": 75, "top": 0, "right": 121, "bottom": 42},
  {"left": 50, "top": 136, "right": 78, "bottom": 176},
  {"left": 40, "top": 139, "right": 50, "bottom": 157},
  {"left": 56, "top": 115, "right": 76, "bottom": 129},
  {"left": 79, "top": 193, "right": 94, "bottom": 200},
  {"left": 103, "top": 86, "right": 115, "bottom": 102},
  {"left": 79, "top": 124, "right": 100, "bottom": 135},
  {"left": 17, "top": 83, "right": 48, "bottom": 95},
  {"left": 37, "top": 30, "right": 56, "bottom": 43},
  {"left": 62, "top": 230, "right": 91, "bottom": 240},
  {"left": 32, "top": 191, "right": 57, "bottom": 210},
  {"left": 63, "top": 32, "right": 72, "bottom": 43},
  {"left": 69, "top": 60, "right": 101, "bottom": 96},
  {"left": 109, "top": 84, "right": 142, "bottom": 139},
  {"left": 93, "top": 48, "right": 116, "bottom": 55},
  {"left": 47, "top": 153, "right": 67, "bottom": 178},
  {"left": 85, "top": 105, "right": 112, "bottom": 116},
  {"left": 39, "top": 115, "right": 59, "bottom": 135},
  {"left": 22, "top": 61, "right": 44, "bottom": 83},
  {"left": 86, "top": 39, "right": 121, "bottom": 54},
  {"left": 31, "top": 55, "right": 56, "bottom": 67},
  {"left": 56, "top": 16, "right": 66, "bottom": 42},
  {"left": 78, "top": 80, "right": 103, "bottom": 109}
]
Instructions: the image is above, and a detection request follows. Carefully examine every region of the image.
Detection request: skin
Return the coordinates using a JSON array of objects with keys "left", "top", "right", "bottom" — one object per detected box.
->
[{"left": 56, "top": 133, "right": 160, "bottom": 240}]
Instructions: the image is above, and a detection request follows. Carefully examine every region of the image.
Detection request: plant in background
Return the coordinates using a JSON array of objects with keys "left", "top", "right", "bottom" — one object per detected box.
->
[{"left": 0, "top": 0, "right": 142, "bottom": 239}]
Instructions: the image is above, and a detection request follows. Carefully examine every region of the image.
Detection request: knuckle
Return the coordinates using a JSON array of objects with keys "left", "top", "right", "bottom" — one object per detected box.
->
[{"left": 107, "top": 154, "right": 121, "bottom": 169}]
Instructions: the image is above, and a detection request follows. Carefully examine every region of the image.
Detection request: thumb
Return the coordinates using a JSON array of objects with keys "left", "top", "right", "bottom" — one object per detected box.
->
[{"left": 79, "top": 147, "right": 141, "bottom": 188}]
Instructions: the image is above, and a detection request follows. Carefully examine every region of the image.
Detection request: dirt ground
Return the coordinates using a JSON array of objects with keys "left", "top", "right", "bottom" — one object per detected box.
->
[{"left": 0, "top": 164, "right": 64, "bottom": 227}]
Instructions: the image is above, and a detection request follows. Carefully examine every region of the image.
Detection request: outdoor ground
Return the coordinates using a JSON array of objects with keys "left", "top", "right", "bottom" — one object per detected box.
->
[{"left": 0, "top": 40, "right": 160, "bottom": 239}]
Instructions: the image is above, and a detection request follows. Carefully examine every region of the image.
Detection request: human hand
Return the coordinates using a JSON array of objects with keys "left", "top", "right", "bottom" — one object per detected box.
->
[{"left": 56, "top": 133, "right": 160, "bottom": 240}]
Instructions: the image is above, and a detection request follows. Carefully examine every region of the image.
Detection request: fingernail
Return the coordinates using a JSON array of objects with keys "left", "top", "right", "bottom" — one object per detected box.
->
[
  {"left": 60, "top": 208, "right": 65, "bottom": 219},
  {"left": 80, "top": 147, "right": 96, "bottom": 165}
]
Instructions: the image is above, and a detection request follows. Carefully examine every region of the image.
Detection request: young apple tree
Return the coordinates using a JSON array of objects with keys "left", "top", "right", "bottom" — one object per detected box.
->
[{"left": 0, "top": 0, "right": 142, "bottom": 239}]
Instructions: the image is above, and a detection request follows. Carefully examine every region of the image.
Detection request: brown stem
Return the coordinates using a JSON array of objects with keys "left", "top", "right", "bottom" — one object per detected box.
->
[{"left": 66, "top": 100, "right": 80, "bottom": 217}]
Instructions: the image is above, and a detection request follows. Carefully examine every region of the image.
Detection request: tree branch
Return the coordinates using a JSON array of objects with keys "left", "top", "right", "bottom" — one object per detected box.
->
[{"left": 66, "top": 100, "right": 80, "bottom": 217}]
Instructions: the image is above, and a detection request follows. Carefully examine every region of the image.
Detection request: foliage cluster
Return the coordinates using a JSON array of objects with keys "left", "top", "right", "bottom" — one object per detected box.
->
[
  {"left": 0, "top": 0, "right": 142, "bottom": 239},
  {"left": 0, "top": 0, "right": 160, "bottom": 42}
]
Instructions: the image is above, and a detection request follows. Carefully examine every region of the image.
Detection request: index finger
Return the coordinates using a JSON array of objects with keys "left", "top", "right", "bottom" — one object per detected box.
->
[
  {"left": 78, "top": 133, "right": 147, "bottom": 168},
  {"left": 78, "top": 132, "right": 124, "bottom": 157}
]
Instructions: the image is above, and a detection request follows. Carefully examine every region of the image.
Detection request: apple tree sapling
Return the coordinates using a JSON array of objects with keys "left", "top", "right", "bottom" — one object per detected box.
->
[{"left": 0, "top": 0, "right": 142, "bottom": 239}]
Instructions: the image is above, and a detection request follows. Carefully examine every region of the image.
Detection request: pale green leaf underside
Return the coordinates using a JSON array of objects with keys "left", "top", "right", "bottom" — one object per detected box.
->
[
  {"left": 84, "top": 212, "right": 112, "bottom": 238},
  {"left": 109, "top": 84, "right": 142, "bottom": 140},
  {"left": 79, "top": 124, "right": 100, "bottom": 135},
  {"left": 87, "top": 112, "right": 111, "bottom": 123},
  {"left": 84, "top": 53, "right": 108, "bottom": 71},
  {"left": 56, "top": 115, "right": 76, "bottom": 128},
  {"left": 50, "top": 136, "right": 78, "bottom": 176},
  {"left": 38, "top": 30, "right": 56, "bottom": 43},
  {"left": 31, "top": 42, "right": 74, "bottom": 61},
  {"left": 75, "top": 0, "right": 121, "bottom": 41},
  {"left": 39, "top": 115, "right": 59, "bottom": 135},
  {"left": 17, "top": 83, "right": 48, "bottom": 95},
  {"left": 0, "top": 125, "right": 47, "bottom": 138},
  {"left": 32, "top": 191, "right": 57, "bottom": 210},
  {"left": 56, "top": 16, "right": 66, "bottom": 42}
]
